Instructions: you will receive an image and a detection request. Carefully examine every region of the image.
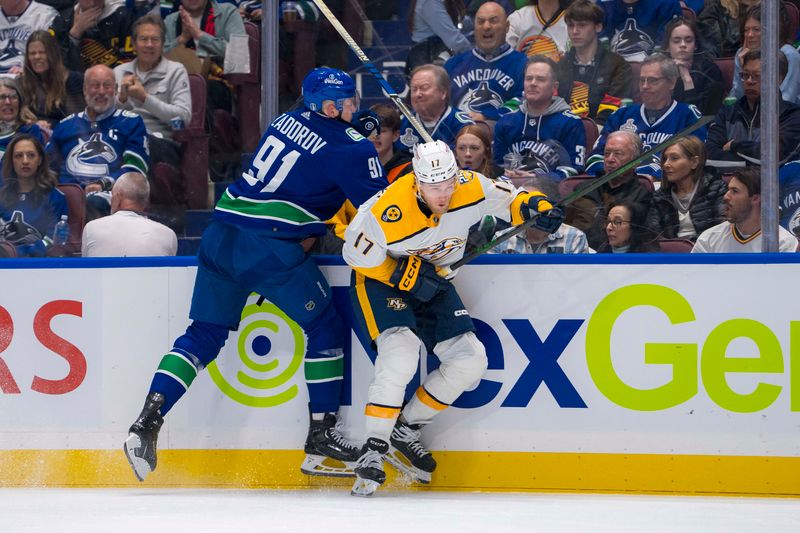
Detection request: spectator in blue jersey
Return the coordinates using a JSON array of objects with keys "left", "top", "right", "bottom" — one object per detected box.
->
[
  {"left": 0, "top": 78, "right": 45, "bottom": 161},
  {"left": 396, "top": 64, "right": 475, "bottom": 152},
  {"left": 556, "top": 0, "right": 631, "bottom": 128},
  {"left": 663, "top": 17, "right": 724, "bottom": 117},
  {"left": 46, "top": 64, "right": 149, "bottom": 220},
  {"left": 493, "top": 55, "right": 586, "bottom": 182},
  {"left": 601, "top": 0, "right": 682, "bottom": 63},
  {"left": 506, "top": 0, "right": 569, "bottom": 62},
  {"left": 0, "top": 134, "right": 66, "bottom": 257},
  {"left": 566, "top": 130, "right": 653, "bottom": 249},
  {"left": 407, "top": 0, "right": 471, "bottom": 74},
  {"left": 779, "top": 160, "right": 800, "bottom": 236},
  {"left": 445, "top": 2, "right": 526, "bottom": 126},
  {"left": 707, "top": 50, "right": 800, "bottom": 170},
  {"left": 646, "top": 136, "right": 727, "bottom": 241},
  {"left": 585, "top": 54, "right": 706, "bottom": 180},
  {"left": 124, "top": 67, "right": 388, "bottom": 484}
]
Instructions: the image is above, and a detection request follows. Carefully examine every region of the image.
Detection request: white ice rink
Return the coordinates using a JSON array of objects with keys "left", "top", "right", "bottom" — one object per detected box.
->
[{"left": 2, "top": 489, "right": 799, "bottom": 533}]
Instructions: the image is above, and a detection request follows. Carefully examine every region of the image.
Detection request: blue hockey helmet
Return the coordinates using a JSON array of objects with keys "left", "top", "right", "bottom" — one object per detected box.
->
[{"left": 302, "top": 67, "right": 357, "bottom": 112}]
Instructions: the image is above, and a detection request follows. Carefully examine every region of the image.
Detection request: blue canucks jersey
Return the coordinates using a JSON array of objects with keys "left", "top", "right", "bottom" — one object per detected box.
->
[
  {"left": 395, "top": 106, "right": 474, "bottom": 152},
  {"left": 0, "top": 123, "right": 44, "bottom": 161},
  {"left": 46, "top": 109, "right": 149, "bottom": 187},
  {"left": 601, "top": 0, "right": 681, "bottom": 62},
  {"left": 585, "top": 101, "right": 705, "bottom": 179},
  {"left": 214, "top": 108, "right": 387, "bottom": 235},
  {"left": 779, "top": 160, "right": 800, "bottom": 235},
  {"left": 445, "top": 45, "right": 527, "bottom": 121},
  {"left": 492, "top": 97, "right": 586, "bottom": 180}
]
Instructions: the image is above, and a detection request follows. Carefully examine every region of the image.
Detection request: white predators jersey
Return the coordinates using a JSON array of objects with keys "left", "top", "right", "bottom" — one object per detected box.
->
[
  {"left": 691, "top": 221, "right": 799, "bottom": 253},
  {"left": 343, "top": 171, "right": 532, "bottom": 284},
  {"left": 0, "top": 1, "right": 57, "bottom": 73}
]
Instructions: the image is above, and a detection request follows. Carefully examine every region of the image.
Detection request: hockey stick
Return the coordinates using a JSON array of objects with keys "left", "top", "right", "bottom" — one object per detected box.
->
[
  {"left": 447, "top": 115, "right": 715, "bottom": 271},
  {"left": 310, "top": 0, "right": 433, "bottom": 143}
]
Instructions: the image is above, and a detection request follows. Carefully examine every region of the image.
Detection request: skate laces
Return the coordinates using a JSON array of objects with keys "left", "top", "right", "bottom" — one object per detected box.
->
[
  {"left": 329, "top": 419, "right": 358, "bottom": 451},
  {"left": 393, "top": 424, "right": 429, "bottom": 458},
  {"left": 356, "top": 447, "right": 384, "bottom": 469}
]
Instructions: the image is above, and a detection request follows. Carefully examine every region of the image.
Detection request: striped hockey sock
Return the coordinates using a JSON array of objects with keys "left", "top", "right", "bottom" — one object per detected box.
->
[{"left": 149, "top": 349, "right": 201, "bottom": 416}]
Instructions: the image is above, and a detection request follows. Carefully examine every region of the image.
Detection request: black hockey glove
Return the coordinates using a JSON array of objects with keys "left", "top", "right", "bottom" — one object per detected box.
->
[
  {"left": 521, "top": 194, "right": 564, "bottom": 235},
  {"left": 389, "top": 255, "right": 450, "bottom": 302},
  {"left": 351, "top": 109, "right": 381, "bottom": 139}
]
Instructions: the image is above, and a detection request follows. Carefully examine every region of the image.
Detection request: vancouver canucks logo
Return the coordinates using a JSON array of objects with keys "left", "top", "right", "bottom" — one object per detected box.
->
[
  {"left": 611, "top": 18, "right": 654, "bottom": 62},
  {"left": 381, "top": 205, "right": 402, "bottom": 222},
  {"left": 407, "top": 237, "right": 465, "bottom": 262},
  {"left": 66, "top": 132, "right": 118, "bottom": 178},
  {"left": 789, "top": 208, "right": 800, "bottom": 237},
  {"left": 400, "top": 127, "right": 420, "bottom": 148},
  {"left": 0, "top": 37, "right": 23, "bottom": 73},
  {"left": 461, "top": 81, "right": 504, "bottom": 113}
]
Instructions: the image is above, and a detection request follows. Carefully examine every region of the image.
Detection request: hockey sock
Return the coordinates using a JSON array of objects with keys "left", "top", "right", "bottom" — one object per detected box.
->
[
  {"left": 401, "top": 386, "right": 448, "bottom": 425},
  {"left": 364, "top": 403, "right": 400, "bottom": 442},
  {"left": 302, "top": 304, "right": 345, "bottom": 414},
  {"left": 148, "top": 320, "right": 230, "bottom": 416}
]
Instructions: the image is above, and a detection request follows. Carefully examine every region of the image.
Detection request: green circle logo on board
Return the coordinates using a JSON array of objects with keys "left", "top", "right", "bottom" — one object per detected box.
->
[{"left": 208, "top": 298, "right": 304, "bottom": 407}]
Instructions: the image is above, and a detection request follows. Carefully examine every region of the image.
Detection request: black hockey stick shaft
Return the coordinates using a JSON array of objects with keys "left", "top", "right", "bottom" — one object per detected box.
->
[
  {"left": 310, "top": 0, "right": 433, "bottom": 143},
  {"left": 449, "top": 115, "right": 714, "bottom": 270}
]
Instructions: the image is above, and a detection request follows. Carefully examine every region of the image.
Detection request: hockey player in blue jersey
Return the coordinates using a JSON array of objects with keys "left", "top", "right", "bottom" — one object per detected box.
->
[
  {"left": 46, "top": 64, "right": 149, "bottom": 217},
  {"left": 445, "top": 2, "right": 526, "bottom": 123},
  {"left": 124, "top": 67, "right": 389, "bottom": 482},
  {"left": 585, "top": 54, "right": 706, "bottom": 180},
  {"left": 493, "top": 55, "right": 586, "bottom": 181},
  {"left": 395, "top": 64, "right": 474, "bottom": 152}
]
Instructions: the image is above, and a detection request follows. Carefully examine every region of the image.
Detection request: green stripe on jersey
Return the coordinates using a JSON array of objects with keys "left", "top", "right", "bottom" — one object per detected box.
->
[
  {"left": 156, "top": 352, "right": 198, "bottom": 390},
  {"left": 123, "top": 151, "right": 148, "bottom": 174},
  {"left": 216, "top": 191, "right": 320, "bottom": 225},
  {"left": 304, "top": 357, "right": 344, "bottom": 383}
]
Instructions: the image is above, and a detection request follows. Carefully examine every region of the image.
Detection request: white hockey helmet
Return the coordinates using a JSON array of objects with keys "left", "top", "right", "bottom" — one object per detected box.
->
[{"left": 412, "top": 140, "right": 459, "bottom": 184}]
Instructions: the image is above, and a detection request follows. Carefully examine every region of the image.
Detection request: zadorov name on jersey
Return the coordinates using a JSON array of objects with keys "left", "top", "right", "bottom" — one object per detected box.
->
[
  {"left": 336, "top": 284, "right": 800, "bottom": 414},
  {"left": 271, "top": 114, "right": 328, "bottom": 154}
]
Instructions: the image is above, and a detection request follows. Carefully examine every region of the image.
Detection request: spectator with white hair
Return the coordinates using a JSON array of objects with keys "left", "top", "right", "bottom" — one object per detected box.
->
[{"left": 81, "top": 171, "right": 177, "bottom": 256}]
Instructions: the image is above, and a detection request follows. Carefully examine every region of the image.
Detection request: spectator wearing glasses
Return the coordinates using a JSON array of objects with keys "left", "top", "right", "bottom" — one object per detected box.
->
[
  {"left": 597, "top": 201, "right": 658, "bottom": 253},
  {"left": 730, "top": 4, "right": 800, "bottom": 105},
  {"left": 707, "top": 50, "right": 800, "bottom": 169},
  {"left": 584, "top": 53, "right": 705, "bottom": 181},
  {"left": 0, "top": 78, "right": 45, "bottom": 162}
]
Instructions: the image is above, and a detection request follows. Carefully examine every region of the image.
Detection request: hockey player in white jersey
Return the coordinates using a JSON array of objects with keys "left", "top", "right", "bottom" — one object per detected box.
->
[{"left": 342, "top": 140, "right": 564, "bottom": 496}]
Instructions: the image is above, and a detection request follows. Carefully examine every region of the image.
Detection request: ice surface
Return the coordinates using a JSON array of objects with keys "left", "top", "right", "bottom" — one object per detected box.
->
[{"left": 2, "top": 489, "right": 799, "bottom": 533}]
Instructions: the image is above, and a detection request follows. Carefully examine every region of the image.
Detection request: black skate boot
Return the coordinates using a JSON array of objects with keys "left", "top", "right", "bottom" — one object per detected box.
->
[
  {"left": 386, "top": 416, "right": 437, "bottom": 483},
  {"left": 300, "top": 413, "right": 360, "bottom": 478},
  {"left": 123, "top": 392, "right": 165, "bottom": 482},
  {"left": 351, "top": 437, "right": 389, "bottom": 497}
]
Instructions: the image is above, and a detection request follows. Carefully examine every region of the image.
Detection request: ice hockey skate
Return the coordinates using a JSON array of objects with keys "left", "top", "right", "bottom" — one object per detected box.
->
[
  {"left": 124, "top": 392, "right": 165, "bottom": 482},
  {"left": 300, "top": 413, "right": 360, "bottom": 478},
  {"left": 386, "top": 416, "right": 436, "bottom": 484},
  {"left": 351, "top": 437, "right": 389, "bottom": 497}
]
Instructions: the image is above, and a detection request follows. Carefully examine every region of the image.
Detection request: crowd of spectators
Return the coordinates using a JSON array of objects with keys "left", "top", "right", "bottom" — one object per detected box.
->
[{"left": 1, "top": 0, "right": 799, "bottom": 258}]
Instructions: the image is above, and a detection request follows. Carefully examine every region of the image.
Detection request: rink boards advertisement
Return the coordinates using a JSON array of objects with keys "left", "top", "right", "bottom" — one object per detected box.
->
[{"left": 1, "top": 255, "right": 799, "bottom": 495}]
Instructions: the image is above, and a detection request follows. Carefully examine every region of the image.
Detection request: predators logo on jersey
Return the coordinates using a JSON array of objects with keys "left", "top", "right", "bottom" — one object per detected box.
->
[
  {"left": 407, "top": 237, "right": 465, "bottom": 262},
  {"left": 381, "top": 205, "right": 402, "bottom": 222}
]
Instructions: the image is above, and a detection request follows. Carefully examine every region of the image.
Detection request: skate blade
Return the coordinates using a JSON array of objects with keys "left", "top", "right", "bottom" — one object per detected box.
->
[
  {"left": 123, "top": 434, "right": 151, "bottom": 482},
  {"left": 351, "top": 477, "right": 381, "bottom": 497},
  {"left": 300, "top": 454, "right": 356, "bottom": 478},
  {"left": 385, "top": 449, "right": 432, "bottom": 484}
]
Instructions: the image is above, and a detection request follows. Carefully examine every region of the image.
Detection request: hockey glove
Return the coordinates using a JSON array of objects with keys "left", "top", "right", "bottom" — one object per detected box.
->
[
  {"left": 389, "top": 255, "right": 449, "bottom": 302},
  {"left": 521, "top": 194, "right": 564, "bottom": 235},
  {"left": 351, "top": 109, "right": 381, "bottom": 139}
]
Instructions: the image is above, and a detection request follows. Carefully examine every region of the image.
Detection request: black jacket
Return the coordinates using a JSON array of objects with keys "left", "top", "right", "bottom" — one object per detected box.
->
[
  {"left": 673, "top": 55, "right": 724, "bottom": 117},
  {"left": 64, "top": 5, "right": 135, "bottom": 70},
  {"left": 557, "top": 44, "right": 631, "bottom": 127},
  {"left": 645, "top": 171, "right": 728, "bottom": 241},
  {"left": 707, "top": 95, "right": 800, "bottom": 166}
]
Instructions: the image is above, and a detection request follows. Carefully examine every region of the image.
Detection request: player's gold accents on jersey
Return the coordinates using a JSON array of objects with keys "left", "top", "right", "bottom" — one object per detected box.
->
[
  {"left": 415, "top": 387, "right": 448, "bottom": 411},
  {"left": 328, "top": 200, "right": 356, "bottom": 240},
  {"left": 354, "top": 273, "right": 381, "bottom": 339},
  {"left": 365, "top": 404, "right": 401, "bottom": 419}
]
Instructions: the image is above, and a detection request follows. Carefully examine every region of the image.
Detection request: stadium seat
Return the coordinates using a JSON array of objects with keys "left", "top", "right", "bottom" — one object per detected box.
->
[
  {"left": 581, "top": 116, "right": 599, "bottom": 152},
  {"left": 681, "top": 5, "right": 697, "bottom": 24},
  {"left": 171, "top": 73, "right": 209, "bottom": 210},
  {"left": 227, "top": 21, "right": 262, "bottom": 154},
  {"left": 657, "top": 238, "right": 694, "bottom": 253},
  {"left": 558, "top": 174, "right": 593, "bottom": 199},
  {"left": 785, "top": 1, "right": 800, "bottom": 42},
  {"left": 714, "top": 56, "right": 735, "bottom": 96},
  {"left": 56, "top": 183, "right": 86, "bottom": 255}
]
